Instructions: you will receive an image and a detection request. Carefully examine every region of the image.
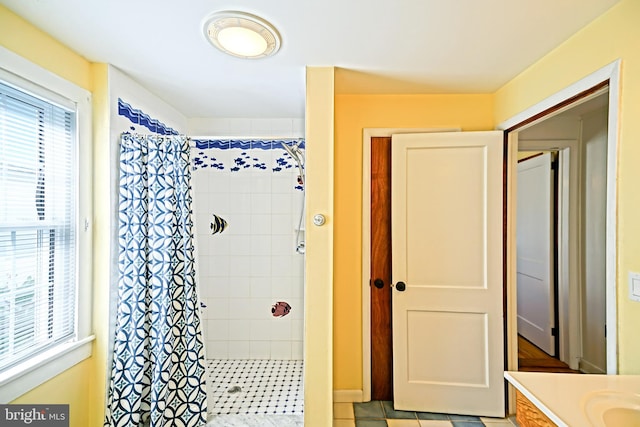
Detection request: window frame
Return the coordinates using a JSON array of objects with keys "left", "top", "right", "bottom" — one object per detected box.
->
[{"left": 0, "top": 46, "right": 94, "bottom": 403}]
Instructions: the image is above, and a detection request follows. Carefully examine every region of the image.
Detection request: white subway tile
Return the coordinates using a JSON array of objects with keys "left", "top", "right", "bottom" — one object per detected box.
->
[
  {"left": 210, "top": 254, "right": 230, "bottom": 277},
  {"left": 271, "top": 193, "right": 292, "bottom": 214},
  {"left": 270, "top": 119, "right": 294, "bottom": 135},
  {"left": 228, "top": 118, "right": 252, "bottom": 134},
  {"left": 292, "top": 119, "right": 305, "bottom": 136},
  {"left": 228, "top": 277, "right": 251, "bottom": 297},
  {"left": 291, "top": 341, "right": 304, "bottom": 360},
  {"left": 197, "top": 278, "right": 212, "bottom": 298},
  {"left": 291, "top": 319, "right": 304, "bottom": 341},
  {"left": 250, "top": 319, "right": 272, "bottom": 341},
  {"left": 270, "top": 341, "right": 292, "bottom": 360},
  {"left": 271, "top": 235, "right": 292, "bottom": 256},
  {"left": 228, "top": 341, "right": 251, "bottom": 359},
  {"left": 250, "top": 341, "right": 271, "bottom": 359},
  {"left": 271, "top": 276, "right": 292, "bottom": 298},
  {"left": 228, "top": 319, "right": 251, "bottom": 341},
  {"left": 291, "top": 276, "right": 304, "bottom": 298},
  {"left": 228, "top": 261, "right": 251, "bottom": 279},
  {"left": 250, "top": 277, "right": 271, "bottom": 298},
  {"left": 227, "top": 214, "right": 251, "bottom": 235},
  {"left": 207, "top": 319, "right": 229, "bottom": 341},
  {"left": 271, "top": 214, "right": 293, "bottom": 235},
  {"left": 205, "top": 297, "right": 229, "bottom": 319},
  {"left": 228, "top": 192, "right": 251, "bottom": 213},
  {"left": 249, "top": 119, "right": 272, "bottom": 134},
  {"left": 233, "top": 297, "right": 257, "bottom": 320},
  {"left": 229, "top": 174, "right": 252, "bottom": 193},
  {"left": 207, "top": 233, "right": 230, "bottom": 256},
  {"left": 228, "top": 235, "right": 251, "bottom": 256},
  {"left": 271, "top": 255, "right": 293, "bottom": 277},
  {"left": 206, "top": 341, "right": 228, "bottom": 359},
  {"left": 271, "top": 175, "right": 293, "bottom": 194},
  {"left": 271, "top": 319, "right": 292, "bottom": 341},
  {"left": 288, "top": 298, "right": 303, "bottom": 320},
  {"left": 250, "top": 256, "right": 271, "bottom": 277},
  {"left": 207, "top": 278, "right": 229, "bottom": 298},
  {"left": 250, "top": 298, "right": 273, "bottom": 319},
  {"left": 250, "top": 214, "right": 272, "bottom": 235},
  {"left": 250, "top": 235, "right": 271, "bottom": 256},
  {"left": 251, "top": 194, "right": 272, "bottom": 214},
  {"left": 251, "top": 173, "right": 272, "bottom": 194}
]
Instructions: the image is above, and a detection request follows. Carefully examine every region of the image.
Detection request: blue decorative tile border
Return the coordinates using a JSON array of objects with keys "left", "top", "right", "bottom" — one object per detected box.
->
[
  {"left": 191, "top": 139, "right": 305, "bottom": 191},
  {"left": 117, "top": 98, "right": 179, "bottom": 135},
  {"left": 193, "top": 139, "right": 305, "bottom": 151}
]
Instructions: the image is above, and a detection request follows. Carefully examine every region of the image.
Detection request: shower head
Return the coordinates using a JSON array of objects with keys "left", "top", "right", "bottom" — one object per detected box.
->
[
  {"left": 281, "top": 141, "right": 303, "bottom": 162},
  {"left": 281, "top": 141, "right": 305, "bottom": 183}
]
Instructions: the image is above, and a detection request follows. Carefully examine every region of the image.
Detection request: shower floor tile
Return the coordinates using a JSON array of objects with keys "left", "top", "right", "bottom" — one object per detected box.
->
[{"left": 207, "top": 359, "right": 304, "bottom": 415}]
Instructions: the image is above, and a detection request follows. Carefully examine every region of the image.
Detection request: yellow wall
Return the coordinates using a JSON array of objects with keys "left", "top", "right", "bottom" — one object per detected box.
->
[
  {"left": 333, "top": 93, "right": 494, "bottom": 390},
  {"left": 494, "top": 0, "right": 640, "bottom": 373},
  {"left": 9, "top": 362, "right": 93, "bottom": 424},
  {"left": 0, "top": 6, "right": 91, "bottom": 91},
  {"left": 1, "top": 5, "right": 105, "bottom": 426}
]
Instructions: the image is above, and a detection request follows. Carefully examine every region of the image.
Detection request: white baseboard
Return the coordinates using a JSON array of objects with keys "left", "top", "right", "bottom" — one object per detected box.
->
[
  {"left": 580, "top": 359, "right": 606, "bottom": 374},
  {"left": 333, "top": 389, "right": 364, "bottom": 403}
]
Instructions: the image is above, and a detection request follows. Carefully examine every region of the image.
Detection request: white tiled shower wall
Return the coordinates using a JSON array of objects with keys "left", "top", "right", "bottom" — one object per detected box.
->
[{"left": 191, "top": 137, "right": 305, "bottom": 360}]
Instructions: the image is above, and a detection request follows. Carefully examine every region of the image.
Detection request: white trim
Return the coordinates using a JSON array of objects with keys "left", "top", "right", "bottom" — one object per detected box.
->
[
  {"left": 0, "top": 336, "right": 95, "bottom": 402},
  {"left": 361, "top": 127, "right": 460, "bottom": 401},
  {"left": 604, "top": 62, "right": 620, "bottom": 375},
  {"left": 499, "top": 59, "right": 620, "bottom": 375},
  {"left": 0, "top": 45, "right": 94, "bottom": 400},
  {"left": 497, "top": 61, "right": 619, "bottom": 131},
  {"left": 333, "top": 389, "right": 364, "bottom": 403}
]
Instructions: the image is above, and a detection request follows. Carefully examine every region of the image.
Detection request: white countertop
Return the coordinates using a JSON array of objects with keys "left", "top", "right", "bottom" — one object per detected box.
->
[{"left": 504, "top": 371, "right": 640, "bottom": 427}]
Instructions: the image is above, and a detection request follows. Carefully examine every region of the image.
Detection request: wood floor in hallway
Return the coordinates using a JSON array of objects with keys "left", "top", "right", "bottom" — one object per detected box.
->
[{"left": 517, "top": 335, "right": 580, "bottom": 373}]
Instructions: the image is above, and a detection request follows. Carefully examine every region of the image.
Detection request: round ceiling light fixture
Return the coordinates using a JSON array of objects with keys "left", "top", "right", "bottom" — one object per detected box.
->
[{"left": 203, "top": 11, "right": 281, "bottom": 59}]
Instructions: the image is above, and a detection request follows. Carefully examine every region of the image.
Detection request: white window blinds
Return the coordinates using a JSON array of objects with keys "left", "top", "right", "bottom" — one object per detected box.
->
[{"left": 0, "top": 81, "right": 77, "bottom": 373}]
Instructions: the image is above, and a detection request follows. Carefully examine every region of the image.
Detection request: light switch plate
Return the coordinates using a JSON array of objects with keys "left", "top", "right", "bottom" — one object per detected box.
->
[{"left": 629, "top": 272, "right": 640, "bottom": 302}]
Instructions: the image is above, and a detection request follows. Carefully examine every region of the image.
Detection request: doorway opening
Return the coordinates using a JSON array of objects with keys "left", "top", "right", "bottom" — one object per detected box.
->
[
  {"left": 502, "top": 60, "right": 620, "bottom": 385},
  {"left": 512, "top": 90, "right": 610, "bottom": 375},
  {"left": 506, "top": 85, "right": 615, "bottom": 377}
]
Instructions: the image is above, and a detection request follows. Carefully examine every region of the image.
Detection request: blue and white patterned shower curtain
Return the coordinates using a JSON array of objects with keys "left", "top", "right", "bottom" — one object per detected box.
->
[{"left": 104, "top": 134, "right": 207, "bottom": 427}]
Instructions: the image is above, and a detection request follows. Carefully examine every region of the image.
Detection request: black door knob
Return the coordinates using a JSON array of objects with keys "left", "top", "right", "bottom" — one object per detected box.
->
[
  {"left": 396, "top": 281, "right": 406, "bottom": 292},
  {"left": 373, "top": 278, "right": 384, "bottom": 289}
]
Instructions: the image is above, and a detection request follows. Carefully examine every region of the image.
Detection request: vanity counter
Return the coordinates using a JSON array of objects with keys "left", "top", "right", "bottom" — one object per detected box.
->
[{"left": 504, "top": 371, "right": 640, "bottom": 426}]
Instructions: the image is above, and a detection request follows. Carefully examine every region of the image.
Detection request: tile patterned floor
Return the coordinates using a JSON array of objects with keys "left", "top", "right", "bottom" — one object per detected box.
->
[
  {"left": 205, "top": 360, "right": 516, "bottom": 427},
  {"left": 206, "top": 359, "right": 304, "bottom": 416},
  {"left": 332, "top": 401, "right": 518, "bottom": 427},
  {"left": 205, "top": 414, "right": 304, "bottom": 426}
]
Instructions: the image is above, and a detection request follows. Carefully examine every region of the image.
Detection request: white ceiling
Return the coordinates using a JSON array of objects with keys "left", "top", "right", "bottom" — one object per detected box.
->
[{"left": 1, "top": 0, "right": 620, "bottom": 119}]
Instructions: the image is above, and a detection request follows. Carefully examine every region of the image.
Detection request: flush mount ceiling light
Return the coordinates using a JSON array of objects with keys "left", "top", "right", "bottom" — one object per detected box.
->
[{"left": 203, "top": 11, "right": 281, "bottom": 59}]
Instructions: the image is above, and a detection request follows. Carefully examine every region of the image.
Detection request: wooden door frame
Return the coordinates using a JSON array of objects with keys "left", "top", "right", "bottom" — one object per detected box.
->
[
  {"left": 361, "top": 127, "right": 459, "bottom": 401},
  {"left": 501, "top": 60, "right": 621, "bottom": 412}
]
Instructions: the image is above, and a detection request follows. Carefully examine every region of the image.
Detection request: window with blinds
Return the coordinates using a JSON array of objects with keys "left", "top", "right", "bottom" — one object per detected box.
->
[{"left": 0, "top": 81, "right": 77, "bottom": 373}]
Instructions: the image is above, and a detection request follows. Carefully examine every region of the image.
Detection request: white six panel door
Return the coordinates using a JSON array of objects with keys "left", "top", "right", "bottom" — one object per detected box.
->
[{"left": 391, "top": 131, "right": 504, "bottom": 417}]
